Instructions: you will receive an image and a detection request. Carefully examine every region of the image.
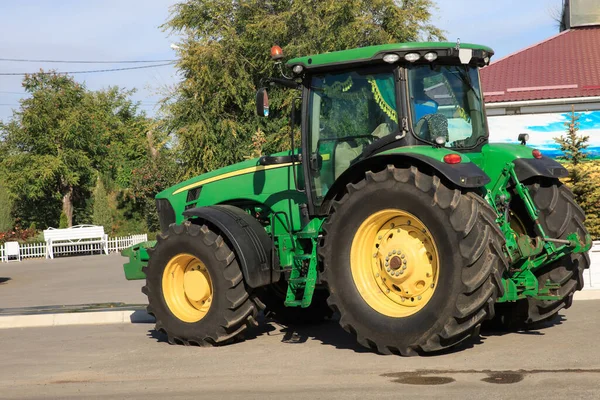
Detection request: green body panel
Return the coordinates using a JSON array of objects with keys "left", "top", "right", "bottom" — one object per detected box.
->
[
  {"left": 122, "top": 241, "right": 156, "bottom": 280},
  {"left": 287, "top": 42, "right": 494, "bottom": 70},
  {"left": 158, "top": 150, "right": 308, "bottom": 233},
  {"left": 468, "top": 143, "right": 534, "bottom": 191},
  {"left": 379, "top": 145, "right": 471, "bottom": 163}
]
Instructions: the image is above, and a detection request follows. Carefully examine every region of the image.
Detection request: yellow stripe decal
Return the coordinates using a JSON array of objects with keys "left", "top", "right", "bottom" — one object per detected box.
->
[{"left": 173, "top": 162, "right": 294, "bottom": 195}]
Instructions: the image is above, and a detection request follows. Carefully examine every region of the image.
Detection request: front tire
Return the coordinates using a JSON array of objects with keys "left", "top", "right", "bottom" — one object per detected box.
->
[
  {"left": 143, "top": 221, "right": 259, "bottom": 346},
  {"left": 492, "top": 179, "right": 590, "bottom": 329},
  {"left": 320, "top": 166, "right": 508, "bottom": 355}
]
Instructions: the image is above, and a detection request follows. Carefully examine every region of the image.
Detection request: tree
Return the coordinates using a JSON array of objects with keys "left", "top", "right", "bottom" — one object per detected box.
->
[
  {"left": 163, "top": 0, "right": 445, "bottom": 178},
  {"left": 0, "top": 72, "right": 151, "bottom": 229},
  {"left": 554, "top": 106, "right": 600, "bottom": 238},
  {"left": 555, "top": 106, "right": 589, "bottom": 166},
  {"left": 0, "top": 179, "right": 13, "bottom": 231},
  {"left": 92, "top": 177, "right": 113, "bottom": 232}
]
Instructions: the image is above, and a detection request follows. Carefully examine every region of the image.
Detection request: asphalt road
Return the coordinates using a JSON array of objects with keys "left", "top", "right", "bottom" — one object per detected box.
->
[
  {"left": 0, "top": 254, "right": 145, "bottom": 309},
  {"left": 1, "top": 300, "right": 600, "bottom": 399}
]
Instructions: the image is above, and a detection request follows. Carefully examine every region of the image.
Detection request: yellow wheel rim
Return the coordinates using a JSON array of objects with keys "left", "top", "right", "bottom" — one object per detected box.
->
[
  {"left": 162, "top": 253, "right": 213, "bottom": 323},
  {"left": 350, "top": 209, "right": 440, "bottom": 318}
]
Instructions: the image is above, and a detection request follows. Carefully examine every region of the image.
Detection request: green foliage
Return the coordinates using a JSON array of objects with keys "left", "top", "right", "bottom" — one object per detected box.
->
[
  {"left": 164, "top": 0, "right": 444, "bottom": 178},
  {"left": 554, "top": 106, "right": 589, "bottom": 165},
  {"left": 59, "top": 212, "right": 68, "bottom": 229},
  {"left": 92, "top": 177, "right": 113, "bottom": 232},
  {"left": 125, "top": 154, "right": 178, "bottom": 233},
  {"left": 0, "top": 226, "right": 38, "bottom": 245},
  {"left": 0, "top": 179, "right": 13, "bottom": 231},
  {"left": 554, "top": 107, "right": 600, "bottom": 238},
  {"left": 0, "top": 72, "right": 151, "bottom": 229}
]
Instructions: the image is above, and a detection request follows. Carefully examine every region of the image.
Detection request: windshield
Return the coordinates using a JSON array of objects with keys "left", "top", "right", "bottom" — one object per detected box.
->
[{"left": 407, "top": 65, "right": 487, "bottom": 148}]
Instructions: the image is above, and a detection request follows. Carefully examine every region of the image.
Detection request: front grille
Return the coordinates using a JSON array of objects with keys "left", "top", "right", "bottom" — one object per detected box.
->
[
  {"left": 185, "top": 187, "right": 202, "bottom": 210},
  {"left": 186, "top": 187, "right": 201, "bottom": 203},
  {"left": 156, "top": 199, "right": 176, "bottom": 233}
]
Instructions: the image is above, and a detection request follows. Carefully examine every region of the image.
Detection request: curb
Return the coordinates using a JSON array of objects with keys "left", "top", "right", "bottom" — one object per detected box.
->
[
  {"left": 0, "top": 291, "right": 599, "bottom": 330},
  {"left": 0, "top": 309, "right": 155, "bottom": 330},
  {"left": 574, "top": 289, "right": 600, "bottom": 301}
]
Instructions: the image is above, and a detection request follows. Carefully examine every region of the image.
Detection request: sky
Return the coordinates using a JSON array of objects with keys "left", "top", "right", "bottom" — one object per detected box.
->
[{"left": 0, "top": 0, "right": 563, "bottom": 122}]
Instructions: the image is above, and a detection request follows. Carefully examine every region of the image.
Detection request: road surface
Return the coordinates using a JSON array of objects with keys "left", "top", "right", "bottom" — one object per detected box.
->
[{"left": 1, "top": 300, "right": 599, "bottom": 399}]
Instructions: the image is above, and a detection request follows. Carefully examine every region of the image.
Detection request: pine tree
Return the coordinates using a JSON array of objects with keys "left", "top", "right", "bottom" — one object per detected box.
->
[
  {"left": 554, "top": 106, "right": 600, "bottom": 237},
  {"left": 555, "top": 105, "right": 589, "bottom": 165},
  {"left": 92, "top": 177, "right": 113, "bottom": 232}
]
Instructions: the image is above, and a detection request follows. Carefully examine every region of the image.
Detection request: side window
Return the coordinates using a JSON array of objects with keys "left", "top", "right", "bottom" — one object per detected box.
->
[{"left": 308, "top": 69, "right": 398, "bottom": 204}]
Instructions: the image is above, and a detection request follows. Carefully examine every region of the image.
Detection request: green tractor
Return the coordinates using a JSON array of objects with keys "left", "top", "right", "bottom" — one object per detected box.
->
[{"left": 122, "top": 42, "right": 591, "bottom": 355}]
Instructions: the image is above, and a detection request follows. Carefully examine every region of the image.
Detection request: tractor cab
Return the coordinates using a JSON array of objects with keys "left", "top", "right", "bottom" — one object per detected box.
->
[{"left": 257, "top": 42, "right": 492, "bottom": 207}]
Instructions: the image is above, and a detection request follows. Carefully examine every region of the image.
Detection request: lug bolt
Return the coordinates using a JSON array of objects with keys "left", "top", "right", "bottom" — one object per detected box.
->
[
  {"left": 386, "top": 256, "right": 389, "bottom": 261},
  {"left": 426, "top": 273, "right": 431, "bottom": 277},
  {"left": 401, "top": 254, "right": 405, "bottom": 259},
  {"left": 407, "top": 220, "right": 411, "bottom": 225},
  {"left": 378, "top": 236, "right": 382, "bottom": 240},
  {"left": 399, "top": 270, "right": 404, "bottom": 275},
  {"left": 395, "top": 272, "right": 400, "bottom": 277},
  {"left": 386, "top": 268, "right": 391, "bottom": 272},
  {"left": 431, "top": 284, "right": 435, "bottom": 288},
  {"left": 386, "top": 289, "right": 390, "bottom": 294},
  {"left": 401, "top": 297, "right": 405, "bottom": 302},
  {"left": 397, "top": 229, "right": 401, "bottom": 233},
  {"left": 391, "top": 223, "right": 395, "bottom": 228},
  {"left": 417, "top": 296, "right": 422, "bottom": 300},
  {"left": 376, "top": 273, "right": 380, "bottom": 277},
  {"left": 385, "top": 262, "right": 389, "bottom": 267},
  {"left": 373, "top": 253, "right": 378, "bottom": 258},
  {"left": 393, "top": 250, "right": 397, "bottom": 254}
]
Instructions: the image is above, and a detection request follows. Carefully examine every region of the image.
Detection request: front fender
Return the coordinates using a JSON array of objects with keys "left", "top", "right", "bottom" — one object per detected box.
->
[
  {"left": 477, "top": 143, "right": 568, "bottom": 185},
  {"left": 182, "top": 205, "right": 280, "bottom": 288}
]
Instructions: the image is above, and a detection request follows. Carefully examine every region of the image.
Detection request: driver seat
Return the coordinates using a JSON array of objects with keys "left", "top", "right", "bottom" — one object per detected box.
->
[{"left": 334, "top": 123, "right": 391, "bottom": 179}]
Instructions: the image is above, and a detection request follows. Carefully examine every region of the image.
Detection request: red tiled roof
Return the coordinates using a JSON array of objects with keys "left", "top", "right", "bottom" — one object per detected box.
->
[{"left": 480, "top": 27, "right": 600, "bottom": 103}]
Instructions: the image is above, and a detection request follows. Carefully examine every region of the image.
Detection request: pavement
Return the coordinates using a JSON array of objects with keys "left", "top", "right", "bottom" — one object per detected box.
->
[
  {"left": 1, "top": 254, "right": 600, "bottom": 398},
  {"left": 0, "top": 254, "right": 145, "bottom": 308},
  {"left": 1, "top": 301, "right": 600, "bottom": 399}
]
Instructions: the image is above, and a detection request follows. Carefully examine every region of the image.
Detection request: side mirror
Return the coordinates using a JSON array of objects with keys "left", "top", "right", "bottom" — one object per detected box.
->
[
  {"left": 518, "top": 133, "right": 529, "bottom": 145},
  {"left": 255, "top": 88, "right": 269, "bottom": 117}
]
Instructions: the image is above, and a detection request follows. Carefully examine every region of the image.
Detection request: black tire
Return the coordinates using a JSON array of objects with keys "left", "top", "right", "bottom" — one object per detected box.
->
[
  {"left": 142, "top": 221, "right": 259, "bottom": 345},
  {"left": 320, "top": 165, "right": 508, "bottom": 356},
  {"left": 256, "top": 282, "right": 333, "bottom": 324},
  {"left": 491, "top": 179, "right": 590, "bottom": 329}
]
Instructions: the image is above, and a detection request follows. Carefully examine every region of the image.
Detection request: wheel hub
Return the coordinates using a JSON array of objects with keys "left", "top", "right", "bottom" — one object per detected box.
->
[
  {"left": 183, "top": 269, "right": 211, "bottom": 302},
  {"left": 351, "top": 209, "right": 439, "bottom": 318},
  {"left": 162, "top": 254, "right": 213, "bottom": 323}
]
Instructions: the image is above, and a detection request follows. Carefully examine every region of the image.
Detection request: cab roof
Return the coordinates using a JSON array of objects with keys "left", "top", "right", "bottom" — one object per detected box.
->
[{"left": 286, "top": 42, "right": 494, "bottom": 72}]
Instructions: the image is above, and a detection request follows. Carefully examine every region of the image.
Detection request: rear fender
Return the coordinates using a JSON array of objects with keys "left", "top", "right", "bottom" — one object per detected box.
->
[{"left": 321, "top": 153, "right": 490, "bottom": 213}]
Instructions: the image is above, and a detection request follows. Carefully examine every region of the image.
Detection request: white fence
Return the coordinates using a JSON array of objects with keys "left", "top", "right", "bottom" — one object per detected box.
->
[
  {"left": 584, "top": 240, "right": 600, "bottom": 289},
  {"left": 0, "top": 233, "right": 147, "bottom": 262}
]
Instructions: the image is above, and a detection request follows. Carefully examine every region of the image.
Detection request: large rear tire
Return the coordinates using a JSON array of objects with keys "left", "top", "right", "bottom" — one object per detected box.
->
[
  {"left": 143, "top": 221, "right": 259, "bottom": 345},
  {"left": 491, "top": 179, "right": 590, "bottom": 329},
  {"left": 320, "top": 165, "right": 508, "bottom": 355}
]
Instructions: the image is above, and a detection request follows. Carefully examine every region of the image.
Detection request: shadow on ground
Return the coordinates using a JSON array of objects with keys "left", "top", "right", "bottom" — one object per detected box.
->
[
  {"left": 144, "top": 311, "right": 566, "bottom": 356},
  {"left": 0, "top": 277, "right": 11, "bottom": 285}
]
